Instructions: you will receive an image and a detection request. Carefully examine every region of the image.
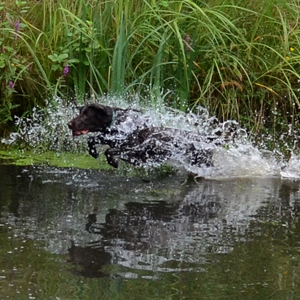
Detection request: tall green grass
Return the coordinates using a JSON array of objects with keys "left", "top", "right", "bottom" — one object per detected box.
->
[{"left": 1, "top": 0, "right": 300, "bottom": 136}]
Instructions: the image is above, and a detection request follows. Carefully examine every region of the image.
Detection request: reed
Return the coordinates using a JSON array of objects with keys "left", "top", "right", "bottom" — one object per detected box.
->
[{"left": 1, "top": 0, "right": 300, "bottom": 137}]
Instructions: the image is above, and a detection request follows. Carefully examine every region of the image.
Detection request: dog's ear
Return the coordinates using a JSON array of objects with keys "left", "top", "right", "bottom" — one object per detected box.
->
[
  {"left": 90, "top": 103, "right": 114, "bottom": 127},
  {"left": 77, "top": 106, "right": 85, "bottom": 113}
]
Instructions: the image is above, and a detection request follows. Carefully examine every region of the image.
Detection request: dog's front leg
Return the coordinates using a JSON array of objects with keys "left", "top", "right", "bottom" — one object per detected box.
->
[
  {"left": 88, "top": 135, "right": 113, "bottom": 159},
  {"left": 88, "top": 136, "right": 100, "bottom": 158},
  {"left": 88, "top": 136, "right": 120, "bottom": 168}
]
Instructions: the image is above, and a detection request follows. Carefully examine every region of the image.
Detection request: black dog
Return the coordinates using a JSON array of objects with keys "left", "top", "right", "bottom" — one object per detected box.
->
[{"left": 68, "top": 103, "right": 222, "bottom": 169}]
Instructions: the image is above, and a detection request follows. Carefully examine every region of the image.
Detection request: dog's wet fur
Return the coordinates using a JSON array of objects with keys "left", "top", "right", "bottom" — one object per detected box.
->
[{"left": 68, "top": 103, "right": 217, "bottom": 168}]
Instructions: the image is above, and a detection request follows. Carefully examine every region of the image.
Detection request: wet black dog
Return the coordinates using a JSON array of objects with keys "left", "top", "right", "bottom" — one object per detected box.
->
[{"left": 68, "top": 103, "right": 216, "bottom": 168}]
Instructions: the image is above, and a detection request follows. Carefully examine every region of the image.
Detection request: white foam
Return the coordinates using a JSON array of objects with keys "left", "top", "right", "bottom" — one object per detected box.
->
[{"left": 1, "top": 96, "right": 294, "bottom": 179}]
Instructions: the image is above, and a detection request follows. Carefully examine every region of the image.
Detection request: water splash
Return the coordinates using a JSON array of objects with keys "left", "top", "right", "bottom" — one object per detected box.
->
[
  {"left": 1, "top": 97, "right": 84, "bottom": 153},
  {"left": 1, "top": 96, "right": 298, "bottom": 179}
]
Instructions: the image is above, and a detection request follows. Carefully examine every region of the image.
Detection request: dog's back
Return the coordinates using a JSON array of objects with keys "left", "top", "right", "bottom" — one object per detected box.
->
[{"left": 68, "top": 103, "right": 223, "bottom": 169}]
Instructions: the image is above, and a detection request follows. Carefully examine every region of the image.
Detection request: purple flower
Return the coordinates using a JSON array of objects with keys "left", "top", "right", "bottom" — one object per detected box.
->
[
  {"left": 184, "top": 35, "right": 193, "bottom": 52},
  {"left": 15, "top": 20, "right": 20, "bottom": 32},
  {"left": 14, "top": 20, "right": 21, "bottom": 40},
  {"left": 9, "top": 81, "right": 14, "bottom": 90},
  {"left": 63, "top": 64, "right": 70, "bottom": 77}
]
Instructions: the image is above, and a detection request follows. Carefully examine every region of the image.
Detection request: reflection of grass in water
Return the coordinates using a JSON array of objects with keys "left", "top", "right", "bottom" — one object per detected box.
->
[
  {"left": 117, "top": 160, "right": 178, "bottom": 178},
  {"left": 0, "top": 234, "right": 75, "bottom": 299},
  {"left": 0, "top": 147, "right": 110, "bottom": 170}
]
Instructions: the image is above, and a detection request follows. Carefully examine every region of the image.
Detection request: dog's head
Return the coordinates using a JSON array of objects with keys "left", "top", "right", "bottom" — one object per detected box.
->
[{"left": 68, "top": 103, "right": 114, "bottom": 137}]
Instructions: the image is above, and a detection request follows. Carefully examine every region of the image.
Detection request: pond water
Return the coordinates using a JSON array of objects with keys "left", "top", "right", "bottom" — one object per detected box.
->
[{"left": 1, "top": 163, "right": 300, "bottom": 299}]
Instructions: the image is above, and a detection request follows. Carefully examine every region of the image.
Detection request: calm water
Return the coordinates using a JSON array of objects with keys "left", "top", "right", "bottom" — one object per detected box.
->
[{"left": 1, "top": 164, "right": 300, "bottom": 299}]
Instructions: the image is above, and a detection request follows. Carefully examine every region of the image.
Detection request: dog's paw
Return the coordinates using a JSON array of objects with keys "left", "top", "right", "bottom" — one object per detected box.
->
[
  {"left": 88, "top": 137, "right": 99, "bottom": 158},
  {"left": 89, "top": 148, "right": 99, "bottom": 159},
  {"left": 106, "top": 154, "right": 119, "bottom": 168},
  {"left": 105, "top": 148, "right": 119, "bottom": 168}
]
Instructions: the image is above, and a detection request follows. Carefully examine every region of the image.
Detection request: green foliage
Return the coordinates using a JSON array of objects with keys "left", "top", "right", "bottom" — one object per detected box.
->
[
  {"left": 1, "top": 0, "right": 300, "bottom": 135},
  {"left": 0, "top": 0, "right": 52, "bottom": 129},
  {"left": 0, "top": 148, "right": 110, "bottom": 169}
]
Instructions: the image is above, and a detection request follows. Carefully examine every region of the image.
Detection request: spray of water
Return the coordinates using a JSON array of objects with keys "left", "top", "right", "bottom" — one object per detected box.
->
[
  {"left": 2, "top": 96, "right": 300, "bottom": 179},
  {"left": 1, "top": 98, "right": 85, "bottom": 153}
]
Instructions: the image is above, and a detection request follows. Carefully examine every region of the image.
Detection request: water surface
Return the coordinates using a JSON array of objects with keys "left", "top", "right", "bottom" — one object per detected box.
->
[{"left": 0, "top": 164, "right": 300, "bottom": 299}]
